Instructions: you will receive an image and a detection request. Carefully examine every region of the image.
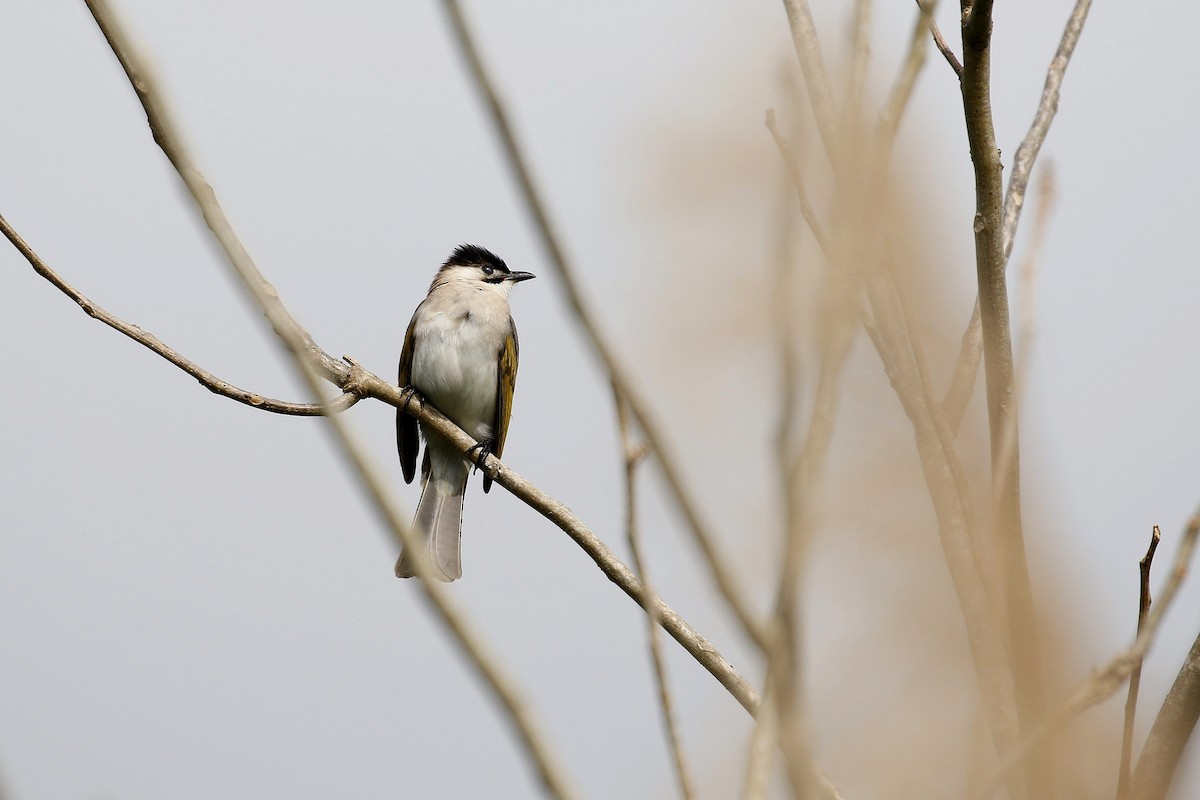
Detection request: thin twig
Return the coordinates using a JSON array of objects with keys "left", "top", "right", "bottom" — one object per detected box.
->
[
  {"left": 993, "top": 166, "right": 1055, "bottom": 521},
  {"left": 351, "top": 369, "right": 762, "bottom": 715},
  {"left": 1131, "top": 618, "right": 1200, "bottom": 800},
  {"left": 876, "top": 0, "right": 935, "bottom": 160},
  {"left": 843, "top": 0, "right": 872, "bottom": 130},
  {"left": 741, "top": 667, "right": 778, "bottom": 800},
  {"left": 0, "top": 214, "right": 358, "bottom": 416},
  {"left": 780, "top": 0, "right": 839, "bottom": 160},
  {"left": 82, "top": 2, "right": 580, "bottom": 796},
  {"left": 942, "top": 299, "right": 982, "bottom": 435},
  {"left": 1117, "top": 526, "right": 1161, "bottom": 800},
  {"left": 916, "top": 0, "right": 963, "bottom": 77},
  {"left": 439, "top": 0, "right": 768, "bottom": 653},
  {"left": 615, "top": 390, "right": 695, "bottom": 800},
  {"left": 942, "top": 0, "right": 1093, "bottom": 436},
  {"left": 765, "top": 110, "right": 831, "bottom": 259},
  {"left": 960, "top": 3, "right": 1045, "bottom": 790},
  {"left": 979, "top": 509, "right": 1200, "bottom": 799},
  {"left": 1001, "top": 0, "right": 1094, "bottom": 262}
]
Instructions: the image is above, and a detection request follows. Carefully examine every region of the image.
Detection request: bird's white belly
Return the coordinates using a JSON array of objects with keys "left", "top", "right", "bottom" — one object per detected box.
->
[{"left": 411, "top": 309, "right": 498, "bottom": 442}]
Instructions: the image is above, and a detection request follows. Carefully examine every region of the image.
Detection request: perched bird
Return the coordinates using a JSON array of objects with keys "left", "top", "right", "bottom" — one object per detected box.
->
[{"left": 395, "top": 244, "right": 535, "bottom": 581}]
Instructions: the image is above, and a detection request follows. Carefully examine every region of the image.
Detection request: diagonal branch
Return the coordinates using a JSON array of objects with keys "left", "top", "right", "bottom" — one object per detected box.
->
[
  {"left": 0, "top": 213, "right": 357, "bottom": 417},
  {"left": 1001, "top": 0, "right": 1094, "bottom": 262},
  {"left": 1118, "top": 526, "right": 1161, "bottom": 800},
  {"left": 439, "top": 0, "right": 768, "bottom": 652},
  {"left": 942, "top": 0, "right": 1094, "bottom": 433},
  {"left": 614, "top": 389, "right": 695, "bottom": 800},
  {"left": 979, "top": 508, "right": 1200, "bottom": 799},
  {"left": 82, "top": 2, "right": 579, "bottom": 796},
  {"left": 917, "top": 0, "right": 963, "bottom": 78},
  {"left": 351, "top": 369, "right": 763, "bottom": 715},
  {"left": 780, "top": 0, "right": 839, "bottom": 159}
]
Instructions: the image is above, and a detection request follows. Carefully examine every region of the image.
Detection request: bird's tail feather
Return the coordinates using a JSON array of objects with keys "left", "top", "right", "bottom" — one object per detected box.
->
[{"left": 395, "top": 471, "right": 467, "bottom": 581}]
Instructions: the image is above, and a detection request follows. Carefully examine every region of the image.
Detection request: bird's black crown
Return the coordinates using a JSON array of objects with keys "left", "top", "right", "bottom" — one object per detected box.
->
[{"left": 444, "top": 244, "right": 509, "bottom": 274}]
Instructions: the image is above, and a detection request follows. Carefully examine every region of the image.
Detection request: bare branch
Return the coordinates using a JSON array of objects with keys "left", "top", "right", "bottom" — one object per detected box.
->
[
  {"left": 980, "top": 509, "right": 1200, "bottom": 799},
  {"left": 1001, "top": 0, "right": 1094, "bottom": 262},
  {"left": 994, "top": 166, "right": 1055, "bottom": 519},
  {"left": 780, "top": 0, "right": 839, "bottom": 159},
  {"left": 843, "top": 0, "right": 872, "bottom": 127},
  {"left": 615, "top": 390, "right": 695, "bottom": 800},
  {"left": 876, "top": 0, "right": 935, "bottom": 157},
  {"left": 765, "top": 110, "right": 831, "bottom": 259},
  {"left": 1132, "top": 622, "right": 1200, "bottom": 800},
  {"left": 0, "top": 213, "right": 358, "bottom": 417},
  {"left": 349, "top": 368, "right": 763, "bottom": 715},
  {"left": 942, "top": 299, "right": 982, "bottom": 435},
  {"left": 1118, "top": 526, "right": 1161, "bottom": 800},
  {"left": 439, "top": 0, "right": 768, "bottom": 653},
  {"left": 959, "top": 2, "right": 1045, "bottom": 785},
  {"left": 82, "top": 0, "right": 348, "bottom": 388},
  {"left": 740, "top": 671, "right": 778, "bottom": 800},
  {"left": 944, "top": 0, "right": 1093, "bottom": 437},
  {"left": 916, "top": 0, "right": 963, "bottom": 78},
  {"left": 82, "top": 2, "right": 581, "bottom": 796}
]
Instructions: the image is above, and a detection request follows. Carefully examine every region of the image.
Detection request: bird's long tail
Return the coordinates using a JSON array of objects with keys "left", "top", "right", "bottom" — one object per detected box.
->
[{"left": 395, "top": 466, "right": 468, "bottom": 581}]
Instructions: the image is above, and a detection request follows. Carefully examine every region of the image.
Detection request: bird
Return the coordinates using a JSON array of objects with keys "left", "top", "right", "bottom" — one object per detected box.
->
[{"left": 395, "top": 244, "right": 535, "bottom": 581}]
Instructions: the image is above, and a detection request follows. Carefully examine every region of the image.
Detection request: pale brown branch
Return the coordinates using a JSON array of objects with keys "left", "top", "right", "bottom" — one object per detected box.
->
[
  {"left": 84, "top": 2, "right": 581, "bottom": 796},
  {"left": 1132, "top": 623, "right": 1200, "bottom": 800},
  {"left": 0, "top": 213, "right": 358, "bottom": 417},
  {"left": 843, "top": 0, "right": 872, "bottom": 128},
  {"left": 1118, "top": 526, "right": 1161, "bottom": 800},
  {"left": 83, "top": 0, "right": 348, "bottom": 389},
  {"left": 765, "top": 110, "right": 831, "bottom": 259},
  {"left": 980, "top": 509, "right": 1200, "bottom": 799},
  {"left": 916, "top": 0, "right": 963, "bottom": 77},
  {"left": 876, "top": 0, "right": 935, "bottom": 158},
  {"left": 942, "top": 299, "right": 982, "bottom": 435},
  {"left": 960, "top": 4, "right": 1044, "bottom": 790},
  {"left": 353, "top": 370, "right": 763, "bottom": 716},
  {"left": 944, "top": 0, "right": 1093, "bottom": 438},
  {"left": 615, "top": 391, "right": 695, "bottom": 800},
  {"left": 994, "top": 166, "right": 1055, "bottom": 519},
  {"left": 1001, "top": 0, "right": 1094, "bottom": 262},
  {"left": 439, "top": 0, "right": 768, "bottom": 654},
  {"left": 780, "top": 0, "right": 839, "bottom": 160}
]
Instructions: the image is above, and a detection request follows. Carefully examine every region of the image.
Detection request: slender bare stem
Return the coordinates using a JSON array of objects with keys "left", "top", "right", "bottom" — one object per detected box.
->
[
  {"left": 843, "top": 0, "right": 872, "bottom": 128},
  {"left": 980, "top": 509, "right": 1200, "bottom": 799},
  {"left": 994, "top": 167, "right": 1055, "bottom": 522},
  {"left": 943, "top": 0, "right": 1094, "bottom": 439},
  {"left": 960, "top": 5, "right": 1045, "bottom": 792},
  {"left": 876, "top": 0, "right": 935, "bottom": 161},
  {"left": 916, "top": 0, "right": 963, "bottom": 77},
  {"left": 1001, "top": 0, "right": 1094, "bottom": 262},
  {"left": 439, "top": 0, "right": 767, "bottom": 653},
  {"left": 765, "top": 110, "right": 831, "bottom": 259},
  {"left": 83, "top": 3, "right": 581, "bottom": 796},
  {"left": 741, "top": 668, "right": 778, "bottom": 800},
  {"left": 0, "top": 214, "right": 358, "bottom": 416},
  {"left": 614, "top": 390, "right": 695, "bottom": 800},
  {"left": 1131, "top": 623, "right": 1200, "bottom": 800},
  {"left": 1117, "top": 526, "right": 1161, "bottom": 800},
  {"left": 780, "top": 0, "right": 839, "bottom": 160}
]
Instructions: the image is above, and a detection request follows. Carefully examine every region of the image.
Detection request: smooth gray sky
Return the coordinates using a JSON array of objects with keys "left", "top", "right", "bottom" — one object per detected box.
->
[{"left": 2, "top": 2, "right": 1198, "bottom": 798}]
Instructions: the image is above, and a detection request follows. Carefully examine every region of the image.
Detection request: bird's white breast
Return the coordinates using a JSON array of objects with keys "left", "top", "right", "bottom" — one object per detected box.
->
[{"left": 410, "top": 286, "right": 509, "bottom": 442}]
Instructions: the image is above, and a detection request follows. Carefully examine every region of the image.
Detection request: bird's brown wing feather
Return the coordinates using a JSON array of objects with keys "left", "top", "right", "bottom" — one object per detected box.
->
[
  {"left": 396, "top": 314, "right": 420, "bottom": 484},
  {"left": 484, "top": 321, "right": 519, "bottom": 493}
]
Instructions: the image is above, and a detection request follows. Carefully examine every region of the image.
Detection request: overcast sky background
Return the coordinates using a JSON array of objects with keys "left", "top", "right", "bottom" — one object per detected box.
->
[{"left": 3, "top": 1, "right": 1199, "bottom": 798}]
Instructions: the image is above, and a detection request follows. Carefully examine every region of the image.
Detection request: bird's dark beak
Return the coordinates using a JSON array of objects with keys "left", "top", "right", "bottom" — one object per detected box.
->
[{"left": 507, "top": 271, "right": 536, "bottom": 283}]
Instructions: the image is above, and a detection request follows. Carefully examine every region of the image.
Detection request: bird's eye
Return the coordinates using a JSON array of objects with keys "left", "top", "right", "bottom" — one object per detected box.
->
[{"left": 481, "top": 265, "right": 495, "bottom": 276}]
